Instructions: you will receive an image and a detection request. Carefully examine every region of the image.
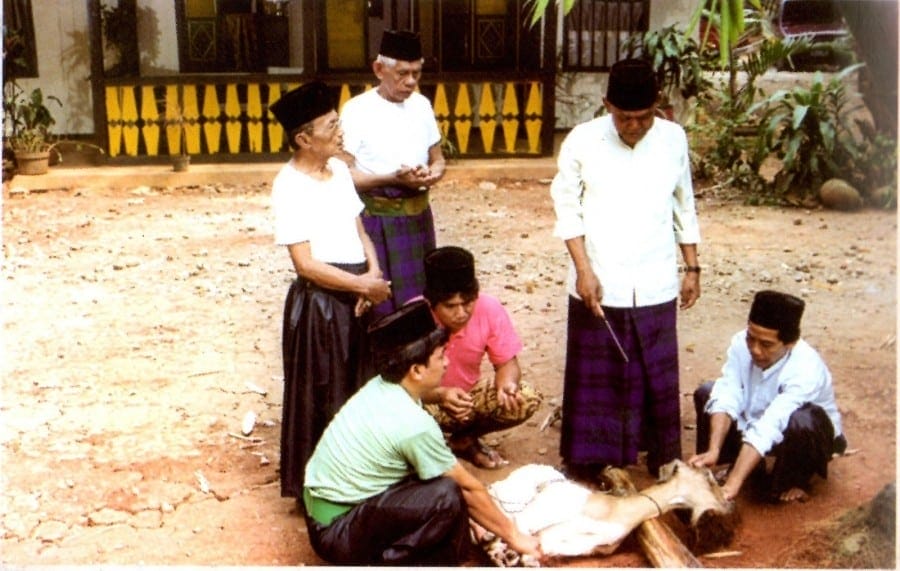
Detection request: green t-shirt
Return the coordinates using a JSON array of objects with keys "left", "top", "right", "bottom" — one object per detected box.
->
[{"left": 305, "top": 376, "right": 458, "bottom": 504}]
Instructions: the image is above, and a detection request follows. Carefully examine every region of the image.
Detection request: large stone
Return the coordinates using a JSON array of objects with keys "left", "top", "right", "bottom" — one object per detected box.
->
[
  {"left": 864, "top": 185, "right": 895, "bottom": 208},
  {"left": 819, "top": 178, "right": 863, "bottom": 211},
  {"left": 865, "top": 482, "right": 896, "bottom": 537}
]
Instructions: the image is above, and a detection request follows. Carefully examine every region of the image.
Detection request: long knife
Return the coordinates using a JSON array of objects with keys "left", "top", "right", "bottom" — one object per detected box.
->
[{"left": 601, "top": 315, "right": 629, "bottom": 363}]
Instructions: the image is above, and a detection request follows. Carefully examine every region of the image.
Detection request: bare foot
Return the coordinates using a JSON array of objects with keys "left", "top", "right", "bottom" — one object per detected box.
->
[
  {"left": 450, "top": 436, "right": 507, "bottom": 469},
  {"left": 778, "top": 487, "right": 809, "bottom": 503}
]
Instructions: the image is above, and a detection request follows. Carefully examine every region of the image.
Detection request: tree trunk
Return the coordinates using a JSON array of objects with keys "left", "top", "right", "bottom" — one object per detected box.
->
[
  {"left": 602, "top": 467, "right": 703, "bottom": 568},
  {"left": 838, "top": 0, "right": 898, "bottom": 137}
]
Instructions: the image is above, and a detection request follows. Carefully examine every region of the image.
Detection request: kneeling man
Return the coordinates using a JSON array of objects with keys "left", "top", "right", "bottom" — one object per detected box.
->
[
  {"left": 303, "top": 300, "right": 541, "bottom": 565},
  {"left": 689, "top": 290, "right": 847, "bottom": 503},
  {"left": 421, "top": 246, "right": 542, "bottom": 469}
]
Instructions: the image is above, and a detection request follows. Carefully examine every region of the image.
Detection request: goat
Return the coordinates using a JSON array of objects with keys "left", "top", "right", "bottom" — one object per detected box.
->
[{"left": 473, "top": 459, "right": 733, "bottom": 567}]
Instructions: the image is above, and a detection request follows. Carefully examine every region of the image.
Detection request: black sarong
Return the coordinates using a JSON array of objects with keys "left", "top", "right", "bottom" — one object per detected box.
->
[{"left": 279, "top": 262, "right": 372, "bottom": 498}]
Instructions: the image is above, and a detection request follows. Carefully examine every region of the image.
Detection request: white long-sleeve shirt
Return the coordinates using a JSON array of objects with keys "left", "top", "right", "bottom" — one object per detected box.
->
[
  {"left": 705, "top": 330, "right": 844, "bottom": 456},
  {"left": 550, "top": 115, "right": 701, "bottom": 307}
]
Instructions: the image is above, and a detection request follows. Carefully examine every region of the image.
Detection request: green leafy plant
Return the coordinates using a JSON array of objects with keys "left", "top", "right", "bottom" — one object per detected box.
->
[
  {"left": 524, "top": 0, "right": 576, "bottom": 27},
  {"left": 164, "top": 99, "right": 189, "bottom": 156},
  {"left": 748, "top": 63, "right": 865, "bottom": 200},
  {"left": 3, "top": 68, "right": 105, "bottom": 170},
  {"left": 3, "top": 81, "right": 62, "bottom": 153},
  {"left": 623, "top": 25, "right": 714, "bottom": 104}
]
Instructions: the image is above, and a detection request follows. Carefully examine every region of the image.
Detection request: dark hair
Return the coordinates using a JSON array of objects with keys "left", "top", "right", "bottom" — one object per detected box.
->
[
  {"left": 776, "top": 324, "right": 801, "bottom": 345},
  {"left": 376, "top": 328, "right": 449, "bottom": 383},
  {"left": 423, "top": 279, "right": 479, "bottom": 307}
]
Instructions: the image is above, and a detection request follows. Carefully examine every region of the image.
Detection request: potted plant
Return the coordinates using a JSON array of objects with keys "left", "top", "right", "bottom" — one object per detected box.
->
[
  {"left": 3, "top": 81, "right": 62, "bottom": 175},
  {"left": 165, "top": 99, "right": 191, "bottom": 172},
  {"left": 3, "top": 78, "right": 106, "bottom": 176}
]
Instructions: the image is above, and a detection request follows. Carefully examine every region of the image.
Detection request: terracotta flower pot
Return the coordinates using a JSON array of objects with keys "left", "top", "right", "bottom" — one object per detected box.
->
[
  {"left": 172, "top": 154, "right": 190, "bottom": 172},
  {"left": 14, "top": 150, "right": 51, "bottom": 176}
]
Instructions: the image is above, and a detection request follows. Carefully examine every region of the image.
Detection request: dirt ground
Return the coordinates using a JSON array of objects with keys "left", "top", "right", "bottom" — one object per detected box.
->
[{"left": 1, "top": 172, "right": 896, "bottom": 567}]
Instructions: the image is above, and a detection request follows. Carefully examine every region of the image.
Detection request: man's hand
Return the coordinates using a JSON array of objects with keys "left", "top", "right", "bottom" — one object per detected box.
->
[
  {"left": 440, "top": 387, "right": 474, "bottom": 422},
  {"left": 575, "top": 268, "right": 604, "bottom": 317},
  {"left": 360, "top": 275, "right": 391, "bottom": 305},
  {"left": 679, "top": 272, "right": 700, "bottom": 309},
  {"left": 507, "top": 529, "right": 543, "bottom": 561},
  {"left": 496, "top": 380, "right": 524, "bottom": 415},
  {"left": 687, "top": 448, "right": 720, "bottom": 469},
  {"left": 395, "top": 164, "right": 440, "bottom": 190}
]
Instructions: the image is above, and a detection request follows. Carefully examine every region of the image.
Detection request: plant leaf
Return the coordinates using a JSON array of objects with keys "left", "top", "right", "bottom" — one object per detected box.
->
[{"left": 792, "top": 105, "right": 809, "bottom": 130}]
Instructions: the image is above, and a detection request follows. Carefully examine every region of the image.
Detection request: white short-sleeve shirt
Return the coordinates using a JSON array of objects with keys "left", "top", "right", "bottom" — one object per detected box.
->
[
  {"left": 340, "top": 89, "right": 441, "bottom": 175},
  {"left": 271, "top": 157, "right": 366, "bottom": 264}
]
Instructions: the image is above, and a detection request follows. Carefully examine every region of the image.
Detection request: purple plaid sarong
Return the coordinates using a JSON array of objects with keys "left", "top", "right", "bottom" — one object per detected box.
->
[
  {"left": 559, "top": 297, "right": 682, "bottom": 476},
  {"left": 361, "top": 185, "right": 436, "bottom": 319}
]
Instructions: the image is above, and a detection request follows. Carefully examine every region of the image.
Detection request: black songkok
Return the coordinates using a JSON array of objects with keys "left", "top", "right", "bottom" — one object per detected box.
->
[
  {"left": 606, "top": 58, "right": 658, "bottom": 111},
  {"left": 424, "top": 246, "right": 477, "bottom": 296},
  {"left": 269, "top": 81, "right": 335, "bottom": 132},
  {"left": 368, "top": 299, "right": 439, "bottom": 354},
  {"left": 748, "top": 290, "right": 805, "bottom": 338},
  {"left": 380, "top": 29, "right": 423, "bottom": 61}
]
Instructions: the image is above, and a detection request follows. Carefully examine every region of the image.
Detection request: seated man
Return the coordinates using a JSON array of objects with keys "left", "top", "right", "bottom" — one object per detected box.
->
[
  {"left": 420, "top": 246, "right": 542, "bottom": 469},
  {"left": 302, "top": 300, "right": 541, "bottom": 565},
  {"left": 688, "top": 290, "right": 847, "bottom": 503}
]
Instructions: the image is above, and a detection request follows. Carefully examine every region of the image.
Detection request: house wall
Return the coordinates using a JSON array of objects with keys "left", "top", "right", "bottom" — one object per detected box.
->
[
  {"left": 554, "top": 0, "right": 697, "bottom": 129},
  {"left": 17, "top": 1, "right": 867, "bottom": 149},
  {"left": 17, "top": 0, "right": 93, "bottom": 135}
]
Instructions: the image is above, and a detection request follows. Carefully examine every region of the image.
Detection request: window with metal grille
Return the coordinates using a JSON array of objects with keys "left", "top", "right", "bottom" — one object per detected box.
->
[
  {"left": 3, "top": 0, "right": 38, "bottom": 78},
  {"left": 562, "top": 0, "right": 649, "bottom": 71}
]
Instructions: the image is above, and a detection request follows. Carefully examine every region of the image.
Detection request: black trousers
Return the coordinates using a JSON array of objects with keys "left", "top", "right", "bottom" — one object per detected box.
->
[
  {"left": 305, "top": 476, "right": 470, "bottom": 566},
  {"left": 693, "top": 381, "right": 846, "bottom": 494}
]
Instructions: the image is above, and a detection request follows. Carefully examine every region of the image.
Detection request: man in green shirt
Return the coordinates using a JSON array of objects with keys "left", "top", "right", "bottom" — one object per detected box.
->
[{"left": 303, "top": 300, "right": 541, "bottom": 565}]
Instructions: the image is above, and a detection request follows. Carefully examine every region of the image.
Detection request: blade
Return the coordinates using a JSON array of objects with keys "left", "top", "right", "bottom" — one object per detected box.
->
[{"left": 602, "top": 315, "right": 629, "bottom": 363}]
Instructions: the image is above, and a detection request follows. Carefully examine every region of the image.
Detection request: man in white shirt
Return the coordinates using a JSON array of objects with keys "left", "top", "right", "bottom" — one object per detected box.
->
[
  {"left": 689, "top": 290, "right": 846, "bottom": 503},
  {"left": 340, "top": 29, "right": 446, "bottom": 319},
  {"left": 550, "top": 58, "right": 701, "bottom": 480}
]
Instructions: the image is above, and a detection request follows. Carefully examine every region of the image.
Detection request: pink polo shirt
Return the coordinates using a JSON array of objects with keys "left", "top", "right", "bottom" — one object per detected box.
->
[{"left": 436, "top": 294, "right": 523, "bottom": 392}]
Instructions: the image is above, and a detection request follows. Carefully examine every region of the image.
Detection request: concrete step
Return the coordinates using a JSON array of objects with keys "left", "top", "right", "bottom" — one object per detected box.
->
[{"left": 6, "top": 158, "right": 557, "bottom": 192}]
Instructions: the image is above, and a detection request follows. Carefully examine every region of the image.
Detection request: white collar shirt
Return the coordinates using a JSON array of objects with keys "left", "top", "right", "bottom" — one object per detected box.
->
[
  {"left": 705, "top": 329, "right": 844, "bottom": 456},
  {"left": 550, "top": 115, "right": 701, "bottom": 307}
]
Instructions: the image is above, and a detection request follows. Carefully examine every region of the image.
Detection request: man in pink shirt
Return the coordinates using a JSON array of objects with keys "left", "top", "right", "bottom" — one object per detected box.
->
[{"left": 422, "top": 246, "right": 542, "bottom": 469}]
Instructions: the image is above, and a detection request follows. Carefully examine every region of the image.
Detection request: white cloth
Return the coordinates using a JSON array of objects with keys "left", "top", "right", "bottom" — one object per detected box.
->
[
  {"left": 550, "top": 115, "right": 701, "bottom": 307},
  {"left": 486, "top": 464, "right": 627, "bottom": 558},
  {"left": 271, "top": 157, "right": 366, "bottom": 264},
  {"left": 705, "top": 329, "right": 844, "bottom": 456},
  {"left": 340, "top": 88, "right": 442, "bottom": 175}
]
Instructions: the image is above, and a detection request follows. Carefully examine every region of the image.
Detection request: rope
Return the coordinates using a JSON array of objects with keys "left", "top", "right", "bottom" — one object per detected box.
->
[{"left": 638, "top": 492, "right": 663, "bottom": 518}]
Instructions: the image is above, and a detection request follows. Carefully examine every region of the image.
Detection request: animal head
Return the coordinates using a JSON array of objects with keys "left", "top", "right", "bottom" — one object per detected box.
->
[{"left": 658, "top": 459, "right": 733, "bottom": 525}]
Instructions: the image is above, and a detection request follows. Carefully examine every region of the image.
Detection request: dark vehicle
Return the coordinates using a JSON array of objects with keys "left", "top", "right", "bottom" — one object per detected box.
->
[{"left": 775, "top": 0, "right": 854, "bottom": 70}]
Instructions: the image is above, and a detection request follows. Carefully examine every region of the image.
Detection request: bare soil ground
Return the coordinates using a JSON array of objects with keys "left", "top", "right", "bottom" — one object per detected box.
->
[{"left": 1, "top": 173, "right": 896, "bottom": 567}]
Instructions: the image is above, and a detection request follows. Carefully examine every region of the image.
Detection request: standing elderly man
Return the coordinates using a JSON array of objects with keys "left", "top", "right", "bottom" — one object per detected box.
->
[
  {"left": 340, "top": 29, "right": 446, "bottom": 318},
  {"left": 269, "top": 81, "right": 391, "bottom": 501},
  {"left": 420, "top": 246, "right": 543, "bottom": 469},
  {"left": 303, "top": 300, "right": 541, "bottom": 565},
  {"left": 689, "top": 290, "right": 846, "bottom": 503},
  {"left": 550, "top": 58, "right": 701, "bottom": 481}
]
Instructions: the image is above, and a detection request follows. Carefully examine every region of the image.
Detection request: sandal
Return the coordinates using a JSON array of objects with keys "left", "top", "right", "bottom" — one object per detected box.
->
[{"left": 450, "top": 437, "right": 507, "bottom": 470}]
